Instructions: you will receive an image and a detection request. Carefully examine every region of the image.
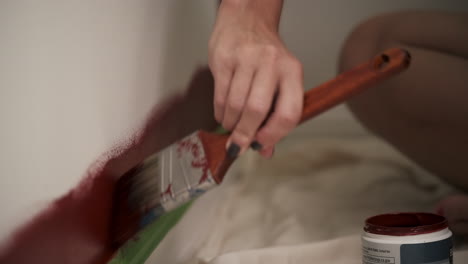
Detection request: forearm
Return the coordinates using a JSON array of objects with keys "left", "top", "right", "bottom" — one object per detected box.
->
[{"left": 217, "top": 0, "right": 284, "bottom": 31}]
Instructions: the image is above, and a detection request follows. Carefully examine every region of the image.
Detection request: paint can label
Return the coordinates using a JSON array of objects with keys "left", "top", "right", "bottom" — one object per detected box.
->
[{"left": 362, "top": 237, "right": 453, "bottom": 264}]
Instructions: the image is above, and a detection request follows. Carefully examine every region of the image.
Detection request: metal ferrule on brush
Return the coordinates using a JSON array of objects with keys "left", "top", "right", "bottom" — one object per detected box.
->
[{"left": 137, "top": 132, "right": 218, "bottom": 227}]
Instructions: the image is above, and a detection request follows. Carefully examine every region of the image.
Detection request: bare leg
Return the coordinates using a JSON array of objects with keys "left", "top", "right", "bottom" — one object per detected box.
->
[
  {"left": 339, "top": 10, "right": 468, "bottom": 234},
  {"left": 339, "top": 10, "right": 468, "bottom": 189}
]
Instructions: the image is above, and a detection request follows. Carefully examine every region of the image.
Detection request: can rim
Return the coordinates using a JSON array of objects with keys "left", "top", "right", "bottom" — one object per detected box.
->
[{"left": 364, "top": 212, "right": 448, "bottom": 236}]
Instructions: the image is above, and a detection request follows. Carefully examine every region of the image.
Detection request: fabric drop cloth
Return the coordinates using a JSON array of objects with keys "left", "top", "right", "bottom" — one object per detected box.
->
[{"left": 145, "top": 132, "right": 468, "bottom": 263}]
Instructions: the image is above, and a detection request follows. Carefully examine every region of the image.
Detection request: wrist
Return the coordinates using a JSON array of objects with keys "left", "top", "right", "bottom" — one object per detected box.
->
[{"left": 219, "top": 0, "right": 283, "bottom": 32}]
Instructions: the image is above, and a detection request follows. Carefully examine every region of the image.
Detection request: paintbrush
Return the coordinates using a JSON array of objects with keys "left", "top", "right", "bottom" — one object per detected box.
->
[{"left": 111, "top": 48, "right": 411, "bottom": 247}]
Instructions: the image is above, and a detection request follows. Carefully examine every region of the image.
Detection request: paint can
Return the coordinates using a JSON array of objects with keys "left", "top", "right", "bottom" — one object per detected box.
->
[{"left": 362, "top": 212, "right": 453, "bottom": 264}]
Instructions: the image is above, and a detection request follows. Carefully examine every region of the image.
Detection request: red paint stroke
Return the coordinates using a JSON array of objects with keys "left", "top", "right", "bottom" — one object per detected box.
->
[
  {"left": 0, "top": 101, "right": 175, "bottom": 263},
  {"left": 176, "top": 137, "right": 209, "bottom": 184},
  {"left": 161, "top": 184, "right": 173, "bottom": 197},
  {"left": 193, "top": 160, "right": 209, "bottom": 184},
  {"left": 0, "top": 67, "right": 216, "bottom": 264},
  {"left": 0, "top": 129, "right": 151, "bottom": 264},
  {"left": 0, "top": 164, "right": 117, "bottom": 264}
]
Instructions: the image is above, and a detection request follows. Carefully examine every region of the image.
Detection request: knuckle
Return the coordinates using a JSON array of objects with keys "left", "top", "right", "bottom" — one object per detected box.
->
[
  {"left": 288, "top": 57, "right": 304, "bottom": 75},
  {"left": 214, "top": 96, "right": 225, "bottom": 110},
  {"left": 262, "top": 45, "right": 280, "bottom": 60},
  {"left": 214, "top": 75, "right": 230, "bottom": 89},
  {"left": 233, "top": 126, "right": 254, "bottom": 141},
  {"left": 238, "top": 46, "right": 257, "bottom": 64},
  {"left": 227, "top": 100, "right": 243, "bottom": 113},
  {"left": 239, "top": 45, "right": 254, "bottom": 55},
  {"left": 246, "top": 101, "right": 268, "bottom": 117},
  {"left": 277, "top": 111, "right": 300, "bottom": 127},
  {"left": 278, "top": 55, "right": 302, "bottom": 75},
  {"left": 212, "top": 48, "right": 233, "bottom": 65},
  {"left": 223, "top": 121, "right": 235, "bottom": 131}
]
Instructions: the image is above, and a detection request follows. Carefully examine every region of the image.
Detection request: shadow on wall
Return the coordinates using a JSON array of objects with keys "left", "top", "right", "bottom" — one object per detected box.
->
[{"left": 130, "top": 0, "right": 216, "bottom": 108}]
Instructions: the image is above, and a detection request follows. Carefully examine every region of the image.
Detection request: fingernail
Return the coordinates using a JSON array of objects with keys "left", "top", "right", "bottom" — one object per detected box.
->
[
  {"left": 227, "top": 143, "right": 240, "bottom": 159},
  {"left": 250, "top": 141, "right": 263, "bottom": 151}
]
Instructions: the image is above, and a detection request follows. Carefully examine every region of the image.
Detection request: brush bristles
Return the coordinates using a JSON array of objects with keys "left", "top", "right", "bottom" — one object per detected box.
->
[
  {"left": 128, "top": 153, "right": 162, "bottom": 211},
  {"left": 111, "top": 153, "right": 163, "bottom": 247}
]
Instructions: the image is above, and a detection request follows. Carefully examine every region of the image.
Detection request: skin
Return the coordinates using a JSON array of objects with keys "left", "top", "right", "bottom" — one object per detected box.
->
[
  {"left": 209, "top": 0, "right": 304, "bottom": 158},
  {"left": 338, "top": 10, "right": 468, "bottom": 234},
  {"left": 210, "top": 3, "right": 468, "bottom": 235}
]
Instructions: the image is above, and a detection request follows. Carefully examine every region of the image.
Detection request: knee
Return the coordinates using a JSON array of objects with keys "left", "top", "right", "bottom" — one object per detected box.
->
[{"left": 337, "top": 13, "right": 410, "bottom": 134}]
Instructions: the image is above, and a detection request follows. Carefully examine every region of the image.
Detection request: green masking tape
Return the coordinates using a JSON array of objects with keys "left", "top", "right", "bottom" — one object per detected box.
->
[{"left": 213, "top": 125, "right": 230, "bottom": 135}]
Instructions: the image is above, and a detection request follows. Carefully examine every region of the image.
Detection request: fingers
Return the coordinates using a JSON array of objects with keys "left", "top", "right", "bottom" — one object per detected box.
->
[
  {"left": 255, "top": 58, "right": 304, "bottom": 152},
  {"left": 211, "top": 59, "right": 233, "bottom": 124},
  {"left": 222, "top": 66, "right": 255, "bottom": 131},
  {"left": 210, "top": 39, "right": 304, "bottom": 159},
  {"left": 227, "top": 65, "right": 278, "bottom": 155}
]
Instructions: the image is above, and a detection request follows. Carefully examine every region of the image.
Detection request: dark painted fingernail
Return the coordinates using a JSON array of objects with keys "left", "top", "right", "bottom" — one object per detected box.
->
[
  {"left": 227, "top": 143, "right": 240, "bottom": 158},
  {"left": 250, "top": 141, "right": 263, "bottom": 151}
]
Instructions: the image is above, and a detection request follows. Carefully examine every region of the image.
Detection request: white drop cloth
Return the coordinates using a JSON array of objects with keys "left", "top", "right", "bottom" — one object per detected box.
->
[{"left": 146, "top": 128, "right": 468, "bottom": 263}]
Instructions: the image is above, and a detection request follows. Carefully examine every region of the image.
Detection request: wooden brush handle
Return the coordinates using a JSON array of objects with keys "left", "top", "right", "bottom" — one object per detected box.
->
[
  {"left": 204, "top": 48, "right": 410, "bottom": 183},
  {"left": 299, "top": 48, "right": 410, "bottom": 123}
]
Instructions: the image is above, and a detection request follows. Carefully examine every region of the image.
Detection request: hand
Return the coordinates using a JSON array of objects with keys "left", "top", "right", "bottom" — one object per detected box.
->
[{"left": 209, "top": 0, "right": 304, "bottom": 158}]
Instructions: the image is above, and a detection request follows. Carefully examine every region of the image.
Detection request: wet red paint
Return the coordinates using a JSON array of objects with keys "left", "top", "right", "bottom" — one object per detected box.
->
[
  {"left": 0, "top": 100, "right": 181, "bottom": 263},
  {"left": 0, "top": 165, "right": 118, "bottom": 264},
  {"left": 0, "top": 124, "right": 158, "bottom": 263},
  {"left": 364, "top": 212, "right": 448, "bottom": 236},
  {"left": 176, "top": 135, "right": 209, "bottom": 184},
  {"left": 0, "top": 120, "right": 160, "bottom": 263},
  {"left": 109, "top": 67, "right": 218, "bottom": 247},
  {"left": 0, "top": 67, "right": 219, "bottom": 264},
  {"left": 162, "top": 184, "right": 173, "bottom": 197}
]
